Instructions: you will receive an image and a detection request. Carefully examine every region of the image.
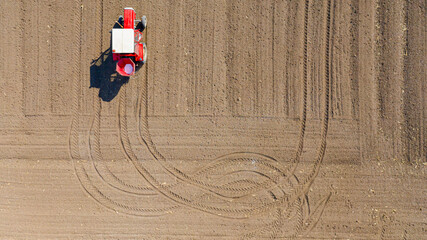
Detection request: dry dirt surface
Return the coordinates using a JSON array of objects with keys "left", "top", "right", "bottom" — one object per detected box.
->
[{"left": 0, "top": 0, "right": 426, "bottom": 239}]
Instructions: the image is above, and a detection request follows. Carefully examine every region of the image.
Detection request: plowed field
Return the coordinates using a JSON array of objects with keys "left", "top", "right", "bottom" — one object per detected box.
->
[{"left": 0, "top": 0, "right": 425, "bottom": 239}]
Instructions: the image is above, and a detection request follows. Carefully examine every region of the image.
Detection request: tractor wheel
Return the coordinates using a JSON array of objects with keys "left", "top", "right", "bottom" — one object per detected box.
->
[
  {"left": 118, "top": 15, "right": 124, "bottom": 26},
  {"left": 141, "top": 16, "right": 147, "bottom": 30},
  {"left": 142, "top": 43, "right": 147, "bottom": 64}
]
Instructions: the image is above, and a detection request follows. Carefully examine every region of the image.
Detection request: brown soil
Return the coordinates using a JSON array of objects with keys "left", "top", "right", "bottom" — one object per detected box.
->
[{"left": 0, "top": 0, "right": 425, "bottom": 239}]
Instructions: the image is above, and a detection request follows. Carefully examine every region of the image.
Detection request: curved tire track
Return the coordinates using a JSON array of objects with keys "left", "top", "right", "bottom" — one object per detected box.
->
[
  {"left": 70, "top": 0, "right": 333, "bottom": 233},
  {"left": 89, "top": 96, "right": 157, "bottom": 195},
  {"left": 133, "top": 3, "right": 310, "bottom": 201},
  {"left": 86, "top": 0, "right": 158, "bottom": 196},
  {"left": 69, "top": 0, "right": 176, "bottom": 216}
]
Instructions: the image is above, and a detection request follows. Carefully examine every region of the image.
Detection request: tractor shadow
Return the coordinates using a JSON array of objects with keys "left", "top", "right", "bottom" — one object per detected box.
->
[{"left": 89, "top": 48, "right": 128, "bottom": 102}]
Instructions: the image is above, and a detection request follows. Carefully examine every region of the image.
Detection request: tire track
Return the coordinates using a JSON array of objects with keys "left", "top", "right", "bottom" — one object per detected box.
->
[
  {"left": 137, "top": 73, "right": 304, "bottom": 198},
  {"left": 124, "top": 76, "right": 330, "bottom": 219},
  {"left": 89, "top": 95, "right": 156, "bottom": 195},
  {"left": 350, "top": 0, "right": 360, "bottom": 119},
  {"left": 68, "top": 0, "right": 83, "bottom": 163},
  {"left": 296, "top": 0, "right": 334, "bottom": 220},
  {"left": 120, "top": 86, "right": 254, "bottom": 217},
  {"left": 137, "top": 74, "right": 296, "bottom": 199},
  {"left": 303, "top": 191, "right": 332, "bottom": 233},
  {"left": 95, "top": 0, "right": 103, "bottom": 55},
  {"left": 242, "top": 190, "right": 306, "bottom": 239},
  {"left": 122, "top": 83, "right": 287, "bottom": 218},
  {"left": 121, "top": 0, "right": 333, "bottom": 220},
  {"left": 69, "top": 0, "right": 176, "bottom": 216},
  {"left": 70, "top": 0, "right": 333, "bottom": 232},
  {"left": 88, "top": 76, "right": 156, "bottom": 195},
  {"left": 87, "top": 0, "right": 157, "bottom": 196},
  {"left": 74, "top": 158, "right": 178, "bottom": 216},
  {"left": 120, "top": 85, "right": 287, "bottom": 212},
  {"left": 240, "top": 209, "right": 282, "bottom": 239},
  {"left": 133, "top": 0, "right": 309, "bottom": 201},
  {"left": 265, "top": 1, "right": 311, "bottom": 237},
  {"left": 289, "top": 0, "right": 310, "bottom": 179},
  {"left": 133, "top": 1, "right": 310, "bottom": 199},
  {"left": 74, "top": 5, "right": 271, "bottom": 215},
  {"left": 137, "top": 71, "right": 285, "bottom": 197}
]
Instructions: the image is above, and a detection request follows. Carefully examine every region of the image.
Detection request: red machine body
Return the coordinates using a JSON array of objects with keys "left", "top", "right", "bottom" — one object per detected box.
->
[
  {"left": 123, "top": 8, "right": 135, "bottom": 28},
  {"left": 112, "top": 8, "right": 146, "bottom": 76}
]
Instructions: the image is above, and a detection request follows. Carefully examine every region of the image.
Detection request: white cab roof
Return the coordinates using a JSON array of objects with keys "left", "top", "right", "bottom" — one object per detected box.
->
[{"left": 112, "top": 29, "right": 134, "bottom": 53}]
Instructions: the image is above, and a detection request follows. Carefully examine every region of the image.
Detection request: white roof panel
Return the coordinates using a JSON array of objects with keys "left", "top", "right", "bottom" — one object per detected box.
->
[{"left": 112, "top": 29, "right": 134, "bottom": 53}]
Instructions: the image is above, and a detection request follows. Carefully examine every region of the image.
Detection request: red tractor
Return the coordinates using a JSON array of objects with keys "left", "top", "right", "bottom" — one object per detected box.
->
[{"left": 112, "top": 8, "right": 147, "bottom": 76}]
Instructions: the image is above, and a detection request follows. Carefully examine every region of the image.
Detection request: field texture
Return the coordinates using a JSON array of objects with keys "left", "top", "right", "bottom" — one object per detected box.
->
[{"left": 0, "top": 0, "right": 425, "bottom": 239}]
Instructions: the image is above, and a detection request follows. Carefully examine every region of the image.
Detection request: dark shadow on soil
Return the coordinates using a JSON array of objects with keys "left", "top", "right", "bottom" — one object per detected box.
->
[{"left": 89, "top": 48, "right": 129, "bottom": 102}]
